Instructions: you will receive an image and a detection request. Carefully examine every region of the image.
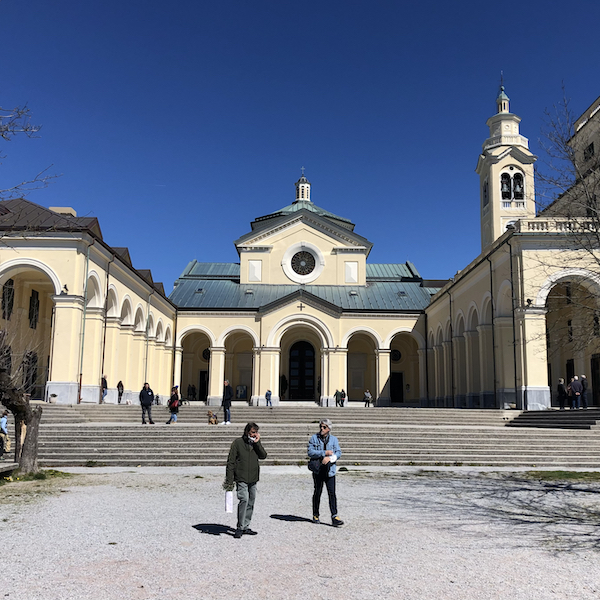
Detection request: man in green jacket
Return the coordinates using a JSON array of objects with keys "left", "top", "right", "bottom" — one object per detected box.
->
[{"left": 226, "top": 422, "right": 268, "bottom": 539}]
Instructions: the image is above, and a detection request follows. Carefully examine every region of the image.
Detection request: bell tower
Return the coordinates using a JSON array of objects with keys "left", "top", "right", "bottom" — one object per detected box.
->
[
  {"left": 295, "top": 170, "right": 311, "bottom": 202},
  {"left": 476, "top": 85, "right": 537, "bottom": 250}
]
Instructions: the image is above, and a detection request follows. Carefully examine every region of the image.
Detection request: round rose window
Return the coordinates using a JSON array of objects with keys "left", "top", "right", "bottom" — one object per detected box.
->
[{"left": 291, "top": 251, "right": 316, "bottom": 275}]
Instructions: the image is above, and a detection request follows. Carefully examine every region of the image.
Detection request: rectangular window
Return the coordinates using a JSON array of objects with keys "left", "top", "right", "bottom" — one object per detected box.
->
[
  {"left": 345, "top": 261, "right": 358, "bottom": 284},
  {"left": 248, "top": 260, "right": 262, "bottom": 282},
  {"left": 584, "top": 142, "right": 595, "bottom": 162},
  {"left": 566, "top": 283, "right": 572, "bottom": 304},
  {"left": 594, "top": 312, "right": 600, "bottom": 337},
  {"left": 29, "top": 289, "right": 39, "bottom": 329},
  {"left": 568, "top": 319, "right": 573, "bottom": 343}
]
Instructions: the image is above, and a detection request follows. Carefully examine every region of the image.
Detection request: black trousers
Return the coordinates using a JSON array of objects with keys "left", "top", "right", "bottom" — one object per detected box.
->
[
  {"left": 141, "top": 405, "right": 153, "bottom": 423},
  {"left": 312, "top": 472, "right": 337, "bottom": 518}
]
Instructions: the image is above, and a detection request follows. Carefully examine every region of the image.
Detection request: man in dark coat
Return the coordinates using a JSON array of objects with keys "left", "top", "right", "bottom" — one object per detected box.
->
[
  {"left": 139, "top": 383, "right": 155, "bottom": 424},
  {"left": 225, "top": 422, "right": 267, "bottom": 538},
  {"left": 581, "top": 375, "right": 589, "bottom": 409},
  {"left": 222, "top": 379, "right": 233, "bottom": 424},
  {"left": 570, "top": 376, "right": 583, "bottom": 410}
]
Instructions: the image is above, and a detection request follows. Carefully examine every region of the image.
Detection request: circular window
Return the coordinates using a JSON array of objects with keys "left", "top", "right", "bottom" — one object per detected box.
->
[
  {"left": 391, "top": 349, "right": 402, "bottom": 362},
  {"left": 291, "top": 251, "right": 315, "bottom": 275},
  {"left": 202, "top": 348, "right": 210, "bottom": 361}
]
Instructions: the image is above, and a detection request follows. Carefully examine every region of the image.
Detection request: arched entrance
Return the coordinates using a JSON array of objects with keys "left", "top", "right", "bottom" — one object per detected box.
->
[
  {"left": 288, "top": 341, "right": 316, "bottom": 400},
  {"left": 279, "top": 326, "right": 323, "bottom": 402},
  {"left": 0, "top": 267, "right": 55, "bottom": 400},
  {"left": 224, "top": 331, "right": 254, "bottom": 402},
  {"left": 389, "top": 333, "right": 420, "bottom": 405},
  {"left": 545, "top": 277, "right": 600, "bottom": 407},
  {"left": 180, "top": 331, "right": 212, "bottom": 402},
  {"left": 346, "top": 333, "right": 377, "bottom": 402}
]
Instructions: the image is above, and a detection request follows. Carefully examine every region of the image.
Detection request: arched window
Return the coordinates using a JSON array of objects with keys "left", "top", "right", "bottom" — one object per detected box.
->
[
  {"left": 2, "top": 279, "right": 14, "bottom": 321},
  {"left": 501, "top": 174, "right": 511, "bottom": 199},
  {"left": 513, "top": 173, "right": 524, "bottom": 199}
]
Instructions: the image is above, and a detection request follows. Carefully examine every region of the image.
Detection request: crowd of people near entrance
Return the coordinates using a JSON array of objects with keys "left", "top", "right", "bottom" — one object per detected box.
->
[{"left": 556, "top": 374, "right": 589, "bottom": 410}]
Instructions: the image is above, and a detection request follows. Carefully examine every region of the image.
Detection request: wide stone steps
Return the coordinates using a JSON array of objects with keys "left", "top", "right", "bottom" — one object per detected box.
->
[
  {"left": 506, "top": 409, "right": 600, "bottom": 429},
  {"left": 35, "top": 404, "right": 512, "bottom": 426},
  {"left": 35, "top": 419, "right": 600, "bottom": 467}
]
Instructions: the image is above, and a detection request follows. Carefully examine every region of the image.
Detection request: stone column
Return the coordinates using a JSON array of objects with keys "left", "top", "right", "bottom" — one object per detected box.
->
[
  {"left": 517, "top": 307, "right": 551, "bottom": 410},
  {"left": 207, "top": 347, "right": 226, "bottom": 406},
  {"left": 477, "top": 324, "right": 495, "bottom": 408},
  {"left": 464, "top": 331, "right": 480, "bottom": 408},
  {"left": 173, "top": 345, "right": 184, "bottom": 393},
  {"left": 250, "top": 347, "right": 261, "bottom": 405},
  {"left": 320, "top": 349, "right": 332, "bottom": 406},
  {"left": 327, "top": 348, "right": 347, "bottom": 406},
  {"left": 417, "top": 348, "right": 427, "bottom": 406},
  {"left": 442, "top": 340, "right": 453, "bottom": 407},
  {"left": 452, "top": 336, "right": 466, "bottom": 408},
  {"left": 46, "top": 294, "right": 84, "bottom": 404},
  {"left": 376, "top": 348, "right": 391, "bottom": 406}
]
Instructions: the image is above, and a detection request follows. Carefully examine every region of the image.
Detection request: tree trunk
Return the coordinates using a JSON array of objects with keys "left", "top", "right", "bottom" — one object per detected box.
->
[{"left": 19, "top": 405, "right": 42, "bottom": 474}]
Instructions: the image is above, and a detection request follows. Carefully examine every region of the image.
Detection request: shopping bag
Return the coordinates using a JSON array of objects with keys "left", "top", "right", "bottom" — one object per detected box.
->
[{"left": 225, "top": 490, "right": 234, "bottom": 513}]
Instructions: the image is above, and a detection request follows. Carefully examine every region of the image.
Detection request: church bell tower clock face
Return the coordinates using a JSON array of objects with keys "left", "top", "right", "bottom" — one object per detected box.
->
[{"left": 291, "top": 251, "right": 316, "bottom": 275}]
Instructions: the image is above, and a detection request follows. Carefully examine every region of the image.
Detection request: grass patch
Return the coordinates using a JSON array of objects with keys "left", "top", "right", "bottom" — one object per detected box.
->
[
  {"left": 1, "top": 469, "right": 72, "bottom": 485},
  {"left": 524, "top": 470, "right": 600, "bottom": 482},
  {"left": 84, "top": 460, "right": 106, "bottom": 467}
]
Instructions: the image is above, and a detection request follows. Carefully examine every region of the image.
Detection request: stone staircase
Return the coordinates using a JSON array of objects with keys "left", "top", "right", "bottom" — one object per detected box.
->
[
  {"left": 28, "top": 403, "right": 600, "bottom": 468},
  {"left": 506, "top": 408, "right": 600, "bottom": 430}
]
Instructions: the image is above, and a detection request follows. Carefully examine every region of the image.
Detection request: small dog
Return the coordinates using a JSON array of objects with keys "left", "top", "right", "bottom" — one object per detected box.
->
[{"left": 207, "top": 411, "right": 218, "bottom": 425}]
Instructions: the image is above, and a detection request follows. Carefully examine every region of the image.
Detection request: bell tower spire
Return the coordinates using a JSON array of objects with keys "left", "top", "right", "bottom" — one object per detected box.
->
[
  {"left": 476, "top": 84, "right": 537, "bottom": 250},
  {"left": 294, "top": 169, "right": 311, "bottom": 202}
]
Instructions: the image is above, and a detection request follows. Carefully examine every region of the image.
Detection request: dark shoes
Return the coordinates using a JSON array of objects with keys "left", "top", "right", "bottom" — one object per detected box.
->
[
  {"left": 233, "top": 529, "right": 243, "bottom": 539},
  {"left": 332, "top": 517, "right": 344, "bottom": 527},
  {"left": 243, "top": 529, "right": 258, "bottom": 536},
  {"left": 312, "top": 516, "right": 320, "bottom": 524},
  {"left": 149, "top": 421, "right": 155, "bottom": 424}
]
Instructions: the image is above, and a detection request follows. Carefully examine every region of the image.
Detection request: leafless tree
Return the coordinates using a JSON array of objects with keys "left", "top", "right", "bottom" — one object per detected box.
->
[
  {"left": 532, "top": 88, "right": 600, "bottom": 359},
  {"left": 0, "top": 104, "right": 58, "bottom": 200}
]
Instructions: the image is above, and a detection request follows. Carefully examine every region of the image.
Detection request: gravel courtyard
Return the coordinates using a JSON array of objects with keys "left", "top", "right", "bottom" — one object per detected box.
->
[{"left": 1, "top": 466, "right": 600, "bottom": 600}]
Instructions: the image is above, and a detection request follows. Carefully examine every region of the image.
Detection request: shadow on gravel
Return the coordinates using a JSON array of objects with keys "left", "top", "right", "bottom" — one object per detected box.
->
[
  {"left": 270, "top": 514, "right": 314, "bottom": 523},
  {"left": 367, "top": 473, "right": 600, "bottom": 553},
  {"left": 192, "top": 523, "right": 236, "bottom": 536}
]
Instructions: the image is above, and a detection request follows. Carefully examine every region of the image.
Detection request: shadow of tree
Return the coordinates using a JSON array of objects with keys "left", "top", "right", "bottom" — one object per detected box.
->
[
  {"left": 350, "top": 472, "right": 600, "bottom": 553},
  {"left": 192, "top": 523, "right": 236, "bottom": 536}
]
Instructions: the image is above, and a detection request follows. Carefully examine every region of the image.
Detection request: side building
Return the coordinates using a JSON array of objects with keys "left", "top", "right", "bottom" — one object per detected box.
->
[{"left": 0, "top": 200, "right": 176, "bottom": 404}]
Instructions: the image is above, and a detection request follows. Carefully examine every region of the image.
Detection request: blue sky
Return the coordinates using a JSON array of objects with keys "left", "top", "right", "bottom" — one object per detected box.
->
[{"left": 2, "top": 0, "right": 600, "bottom": 291}]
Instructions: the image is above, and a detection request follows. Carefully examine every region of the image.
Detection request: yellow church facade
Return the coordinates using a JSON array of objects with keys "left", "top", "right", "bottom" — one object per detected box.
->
[{"left": 1, "top": 88, "right": 599, "bottom": 409}]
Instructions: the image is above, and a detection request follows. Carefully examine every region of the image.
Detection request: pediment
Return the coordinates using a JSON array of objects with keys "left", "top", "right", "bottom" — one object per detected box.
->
[
  {"left": 234, "top": 209, "right": 372, "bottom": 255},
  {"left": 257, "top": 289, "right": 341, "bottom": 318}
]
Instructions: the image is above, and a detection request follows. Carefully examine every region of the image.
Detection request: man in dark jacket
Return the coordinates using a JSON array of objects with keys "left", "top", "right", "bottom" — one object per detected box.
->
[
  {"left": 225, "top": 422, "right": 267, "bottom": 538},
  {"left": 222, "top": 379, "right": 233, "bottom": 424},
  {"left": 581, "top": 375, "right": 589, "bottom": 409},
  {"left": 570, "top": 376, "right": 583, "bottom": 410},
  {"left": 139, "top": 383, "right": 155, "bottom": 424}
]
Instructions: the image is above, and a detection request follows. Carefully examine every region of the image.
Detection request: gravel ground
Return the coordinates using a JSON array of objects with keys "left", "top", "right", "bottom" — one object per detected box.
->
[{"left": 1, "top": 466, "right": 600, "bottom": 600}]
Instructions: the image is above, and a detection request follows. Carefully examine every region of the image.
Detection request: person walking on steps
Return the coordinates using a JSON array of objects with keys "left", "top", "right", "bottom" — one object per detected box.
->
[{"left": 166, "top": 386, "right": 180, "bottom": 424}]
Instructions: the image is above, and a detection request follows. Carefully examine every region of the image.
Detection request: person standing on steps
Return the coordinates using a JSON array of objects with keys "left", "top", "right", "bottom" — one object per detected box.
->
[
  {"left": 221, "top": 380, "right": 233, "bottom": 424},
  {"left": 117, "top": 380, "right": 124, "bottom": 404},
  {"left": 166, "top": 386, "right": 180, "bottom": 424},
  {"left": 570, "top": 375, "right": 583, "bottom": 410},
  {"left": 225, "top": 422, "right": 268, "bottom": 539},
  {"left": 308, "top": 418, "right": 344, "bottom": 527},
  {"left": 581, "top": 374, "right": 589, "bottom": 409},
  {"left": 101, "top": 375, "right": 108, "bottom": 403},
  {"left": 139, "top": 383, "right": 155, "bottom": 424},
  {"left": 0, "top": 410, "right": 10, "bottom": 459},
  {"left": 557, "top": 378, "right": 567, "bottom": 411},
  {"left": 265, "top": 389, "right": 272, "bottom": 408}
]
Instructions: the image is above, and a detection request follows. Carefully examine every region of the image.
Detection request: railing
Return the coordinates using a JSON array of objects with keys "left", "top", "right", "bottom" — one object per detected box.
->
[{"left": 516, "top": 218, "right": 599, "bottom": 234}]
